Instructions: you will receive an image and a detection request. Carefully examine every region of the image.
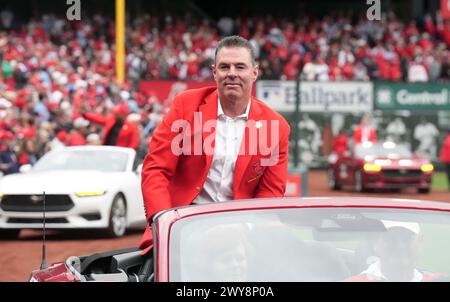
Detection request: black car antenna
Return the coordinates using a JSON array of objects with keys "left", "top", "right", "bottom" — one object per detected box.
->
[{"left": 40, "top": 191, "right": 47, "bottom": 270}]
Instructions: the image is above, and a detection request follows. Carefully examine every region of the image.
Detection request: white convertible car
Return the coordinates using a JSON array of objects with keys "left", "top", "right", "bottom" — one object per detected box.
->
[{"left": 0, "top": 146, "right": 146, "bottom": 239}]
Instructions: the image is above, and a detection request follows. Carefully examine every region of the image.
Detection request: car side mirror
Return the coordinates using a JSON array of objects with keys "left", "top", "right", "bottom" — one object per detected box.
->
[
  {"left": 135, "top": 164, "right": 143, "bottom": 175},
  {"left": 19, "top": 164, "right": 32, "bottom": 173}
]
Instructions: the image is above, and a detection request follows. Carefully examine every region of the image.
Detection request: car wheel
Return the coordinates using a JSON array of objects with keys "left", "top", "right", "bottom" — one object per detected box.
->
[
  {"left": 0, "top": 229, "right": 21, "bottom": 240},
  {"left": 418, "top": 188, "right": 430, "bottom": 194},
  {"left": 354, "top": 170, "right": 364, "bottom": 193},
  {"left": 327, "top": 168, "right": 341, "bottom": 190},
  {"left": 105, "top": 194, "right": 127, "bottom": 238}
]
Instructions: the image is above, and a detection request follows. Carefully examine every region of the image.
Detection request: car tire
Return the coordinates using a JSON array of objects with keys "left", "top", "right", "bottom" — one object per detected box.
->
[
  {"left": 0, "top": 229, "right": 21, "bottom": 240},
  {"left": 327, "top": 168, "right": 341, "bottom": 190},
  {"left": 354, "top": 170, "right": 364, "bottom": 193},
  {"left": 418, "top": 188, "right": 430, "bottom": 194},
  {"left": 105, "top": 194, "right": 127, "bottom": 238}
]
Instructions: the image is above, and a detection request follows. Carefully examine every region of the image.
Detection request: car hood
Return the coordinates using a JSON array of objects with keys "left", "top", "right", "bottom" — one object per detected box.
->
[{"left": 0, "top": 170, "right": 115, "bottom": 194}]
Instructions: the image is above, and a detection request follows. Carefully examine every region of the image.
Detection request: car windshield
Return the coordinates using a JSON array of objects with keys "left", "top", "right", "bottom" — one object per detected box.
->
[
  {"left": 355, "top": 142, "right": 412, "bottom": 158},
  {"left": 169, "top": 207, "right": 450, "bottom": 282},
  {"left": 32, "top": 149, "right": 129, "bottom": 172}
]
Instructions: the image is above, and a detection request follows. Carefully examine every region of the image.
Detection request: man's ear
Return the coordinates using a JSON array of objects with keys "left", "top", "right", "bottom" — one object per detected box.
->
[
  {"left": 253, "top": 65, "right": 259, "bottom": 82},
  {"left": 211, "top": 64, "right": 218, "bottom": 81}
]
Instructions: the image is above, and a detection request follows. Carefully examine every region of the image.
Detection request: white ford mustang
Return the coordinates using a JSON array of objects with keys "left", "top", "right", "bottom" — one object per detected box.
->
[{"left": 0, "top": 146, "right": 146, "bottom": 239}]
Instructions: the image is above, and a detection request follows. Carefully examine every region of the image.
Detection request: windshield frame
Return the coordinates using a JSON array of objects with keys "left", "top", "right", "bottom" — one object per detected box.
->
[{"left": 151, "top": 198, "right": 450, "bottom": 282}]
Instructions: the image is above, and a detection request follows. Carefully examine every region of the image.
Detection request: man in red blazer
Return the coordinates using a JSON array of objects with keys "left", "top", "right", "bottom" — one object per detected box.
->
[
  {"left": 139, "top": 36, "right": 290, "bottom": 251},
  {"left": 353, "top": 114, "right": 377, "bottom": 145},
  {"left": 81, "top": 103, "right": 139, "bottom": 150}
]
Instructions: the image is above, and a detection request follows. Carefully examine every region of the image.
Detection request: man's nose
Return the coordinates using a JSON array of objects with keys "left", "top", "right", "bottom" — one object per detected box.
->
[{"left": 226, "top": 66, "right": 238, "bottom": 78}]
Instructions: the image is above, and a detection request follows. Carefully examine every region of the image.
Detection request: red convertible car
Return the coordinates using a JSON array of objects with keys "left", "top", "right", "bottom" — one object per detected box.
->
[
  {"left": 328, "top": 142, "right": 433, "bottom": 193},
  {"left": 29, "top": 197, "right": 450, "bottom": 282}
]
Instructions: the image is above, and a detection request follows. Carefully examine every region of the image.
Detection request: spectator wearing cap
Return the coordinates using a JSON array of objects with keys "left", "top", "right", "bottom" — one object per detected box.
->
[
  {"left": 0, "top": 131, "right": 19, "bottom": 175},
  {"left": 346, "top": 220, "right": 444, "bottom": 282},
  {"left": 67, "top": 117, "right": 89, "bottom": 146},
  {"left": 80, "top": 103, "right": 140, "bottom": 150},
  {"left": 439, "top": 127, "right": 450, "bottom": 190}
]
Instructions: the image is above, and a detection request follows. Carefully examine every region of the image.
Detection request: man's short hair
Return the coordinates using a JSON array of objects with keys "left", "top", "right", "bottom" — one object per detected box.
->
[{"left": 215, "top": 35, "right": 257, "bottom": 66}]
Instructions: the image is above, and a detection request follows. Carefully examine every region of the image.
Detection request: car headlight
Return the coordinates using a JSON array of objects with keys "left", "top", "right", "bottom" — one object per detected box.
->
[
  {"left": 75, "top": 191, "right": 106, "bottom": 197},
  {"left": 363, "top": 163, "right": 382, "bottom": 172},
  {"left": 420, "top": 164, "right": 434, "bottom": 173}
]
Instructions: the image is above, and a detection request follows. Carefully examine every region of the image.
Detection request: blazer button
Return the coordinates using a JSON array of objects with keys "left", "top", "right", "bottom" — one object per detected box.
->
[{"left": 195, "top": 186, "right": 201, "bottom": 192}]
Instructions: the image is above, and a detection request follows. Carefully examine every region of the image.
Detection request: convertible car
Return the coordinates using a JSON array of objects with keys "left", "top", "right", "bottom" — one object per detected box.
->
[
  {"left": 0, "top": 146, "right": 146, "bottom": 239},
  {"left": 328, "top": 141, "right": 433, "bottom": 193},
  {"left": 29, "top": 197, "right": 450, "bottom": 282}
]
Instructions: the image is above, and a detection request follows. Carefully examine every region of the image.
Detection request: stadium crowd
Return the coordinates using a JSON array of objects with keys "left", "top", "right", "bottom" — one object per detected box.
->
[{"left": 0, "top": 8, "right": 450, "bottom": 174}]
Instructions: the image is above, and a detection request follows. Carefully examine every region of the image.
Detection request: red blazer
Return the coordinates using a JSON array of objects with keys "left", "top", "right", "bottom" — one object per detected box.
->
[
  {"left": 440, "top": 134, "right": 450, "bottom": 163},
  {"left": 82, "top": 112, "right": 139, "bottom": 149},
  {"left": 139, "top": 86, "right": 290, "bottom": 249},
  {"left": 67, "top": 131, "right": 87, "bottom": 146},
  {"left": 353, "top": 125, "right": 377, "bottom": 145}
]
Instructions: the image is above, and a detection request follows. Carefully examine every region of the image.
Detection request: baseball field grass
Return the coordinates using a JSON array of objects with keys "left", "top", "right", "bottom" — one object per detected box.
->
[{"left": 432, "top": 172, "right": 449, "bottom": 191}]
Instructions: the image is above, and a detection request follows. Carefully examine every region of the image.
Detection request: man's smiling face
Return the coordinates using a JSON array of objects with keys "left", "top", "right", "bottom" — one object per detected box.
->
[{"left": 212, "top": 47, "right": 258, "bottom": 102}]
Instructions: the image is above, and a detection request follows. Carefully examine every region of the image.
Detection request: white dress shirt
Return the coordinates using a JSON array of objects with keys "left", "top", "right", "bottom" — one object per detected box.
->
[
  {"left": 360, "top": 259, "right": 423, "bottom": 282},
  {"left": 361, "top": 126, "right": 370, "bottom": 143},
  {"left": 193, "top": 98, "right": 251, "bottom": 204}
]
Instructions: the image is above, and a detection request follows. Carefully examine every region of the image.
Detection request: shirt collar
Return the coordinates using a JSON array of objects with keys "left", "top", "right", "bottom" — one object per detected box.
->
[{"left": 217, "top": 98, "right": 251, "bottom": 120}]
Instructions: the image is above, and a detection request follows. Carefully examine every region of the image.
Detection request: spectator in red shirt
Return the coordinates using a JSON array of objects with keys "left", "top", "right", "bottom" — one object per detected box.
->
[
  {"left": 332, "top": 129, "right": 349, "bottom": 155},
  {"left": 67, "top": 117, "right": 89, "bottom": 146},
  {"left": 353, "top": 114, "right": 377, "bottom": 145},
  {"left": 81, "top": 103, "right": 140, "bottom": 150}
]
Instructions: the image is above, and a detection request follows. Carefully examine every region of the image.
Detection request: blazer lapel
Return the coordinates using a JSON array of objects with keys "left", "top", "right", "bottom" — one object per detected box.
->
[
  {"left": 233, "top": 97, "right": 263, "bottom": 193},
  {"left": 198, "top": 90, "right": 218, "bottom": 173}
]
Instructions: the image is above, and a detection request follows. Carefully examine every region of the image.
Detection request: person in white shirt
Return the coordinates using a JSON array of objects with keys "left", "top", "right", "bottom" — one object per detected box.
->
[
  {"left": 347, "top": 221, "right": 443, "bottom": 282},
  {"left": 408, "top": 57, "right": 429, "bottom": 82},
  {"left": 414, "top": 118, "right": 439, "bottom": 160}
]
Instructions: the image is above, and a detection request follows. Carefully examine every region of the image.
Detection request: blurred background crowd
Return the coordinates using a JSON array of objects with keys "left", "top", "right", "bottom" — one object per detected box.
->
[{"left": 0, "top": 0, "right": 449, "bottom": 175}]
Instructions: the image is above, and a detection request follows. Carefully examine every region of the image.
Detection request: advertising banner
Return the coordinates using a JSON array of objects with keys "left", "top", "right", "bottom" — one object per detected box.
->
[
  {"left": 256, "top": 81, "right": 373, "bottom": 113},
  {"left": 374, "top": 82, "right": 450, "bottom": 111}
]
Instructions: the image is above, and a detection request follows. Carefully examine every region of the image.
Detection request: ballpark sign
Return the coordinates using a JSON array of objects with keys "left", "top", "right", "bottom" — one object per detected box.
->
[
  {"left": 256, "top": 81, "right": 373, "bottom": 113},
  {"left": 375, "top": 83, "right": 450, "bottom": 111}
]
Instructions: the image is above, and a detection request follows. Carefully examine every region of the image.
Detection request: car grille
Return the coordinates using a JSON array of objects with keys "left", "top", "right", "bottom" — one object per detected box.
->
[
  {"left": 7, "top": 218, "right": 68, "bottom": 224},
  {"left": 381, "top": 169, "right": 422, "bottom": 178},
  {"left": 0, "top": 195, "right": 74, "bottom": 212}
]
